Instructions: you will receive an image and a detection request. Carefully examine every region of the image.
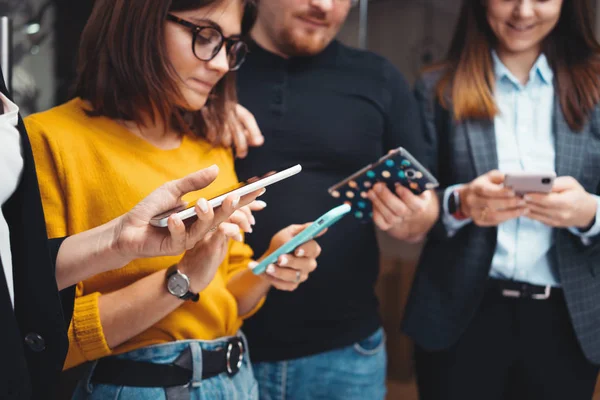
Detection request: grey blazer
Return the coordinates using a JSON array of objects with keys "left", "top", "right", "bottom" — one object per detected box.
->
[{"left": 402, "top": 69, "right": 600, "bottom": 365}]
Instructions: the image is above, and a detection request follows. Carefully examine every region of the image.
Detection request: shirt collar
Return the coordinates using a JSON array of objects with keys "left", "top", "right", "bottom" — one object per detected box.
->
[
  {"left": 0, "top": 92, "right": 19, "bottom": 127},
  {"left": 491, "top": 50, "right": 554, "bottom": 87}
]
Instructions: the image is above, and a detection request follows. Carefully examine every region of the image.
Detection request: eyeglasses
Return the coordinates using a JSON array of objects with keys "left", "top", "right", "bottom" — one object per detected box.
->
[{"left": 166, "top": 14, "right": 248, "bottom": 71}]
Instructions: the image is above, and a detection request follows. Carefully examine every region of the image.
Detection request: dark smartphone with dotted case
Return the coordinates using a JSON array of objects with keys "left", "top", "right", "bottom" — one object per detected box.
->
[{"left": 327, "top": 147, "right": 439, "bottom": 222}]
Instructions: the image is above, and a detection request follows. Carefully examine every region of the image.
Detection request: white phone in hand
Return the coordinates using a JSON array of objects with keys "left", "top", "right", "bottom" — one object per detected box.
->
[
  {"left": 504, "top": 171, "right": 556, "bottom": 195},
  {"left": 150, "top": 164, "right": 302, "bottom": 227}
]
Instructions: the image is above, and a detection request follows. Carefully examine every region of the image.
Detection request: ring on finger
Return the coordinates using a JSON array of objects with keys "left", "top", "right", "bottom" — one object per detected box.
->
[
  {"left": 294, "top": 270, "right": 301, "bottom": 283},
  {"left": 209, "top": 226, "right": 217, "bottom": 232}
]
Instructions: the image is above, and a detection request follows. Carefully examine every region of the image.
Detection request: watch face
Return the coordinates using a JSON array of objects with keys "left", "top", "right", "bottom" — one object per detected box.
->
[{"left": 167, "top": 273, "right": 190, "bottom": 297}]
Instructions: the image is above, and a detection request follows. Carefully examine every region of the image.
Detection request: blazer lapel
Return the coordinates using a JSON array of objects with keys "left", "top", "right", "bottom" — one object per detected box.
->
[
  {"left": 464, "top": 118, "right": 499, "bottom": 176},
  {"left": 554, "top": 96, "right": 587, "bottom": 178}
]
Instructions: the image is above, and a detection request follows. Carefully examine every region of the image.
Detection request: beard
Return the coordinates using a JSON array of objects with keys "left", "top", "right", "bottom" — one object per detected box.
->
[{"left": 276, "top": 27, "right": 333, "bottom": 57}]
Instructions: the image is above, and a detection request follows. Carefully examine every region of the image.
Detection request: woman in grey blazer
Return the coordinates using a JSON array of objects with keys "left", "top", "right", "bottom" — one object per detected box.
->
[{"left": 403, "top": 1, "right": 600, "bottom": 399}]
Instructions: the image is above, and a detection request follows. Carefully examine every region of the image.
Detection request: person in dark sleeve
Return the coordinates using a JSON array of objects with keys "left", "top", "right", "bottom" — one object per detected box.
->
[
  {"left": 231, "top": 1, "right": 439, "bottom": 399},
  {"left": 0, "top": 68, "right": 255, "bottom": 399}
]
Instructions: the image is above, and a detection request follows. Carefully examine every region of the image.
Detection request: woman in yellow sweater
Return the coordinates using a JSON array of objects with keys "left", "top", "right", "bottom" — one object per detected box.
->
[{"left": 25, "top": 0, "right": 321, "bottom": 399}]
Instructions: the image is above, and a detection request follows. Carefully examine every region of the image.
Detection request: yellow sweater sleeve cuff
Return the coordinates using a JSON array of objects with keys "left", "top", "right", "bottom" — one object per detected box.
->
[{"left": 71, "top": 292, "right": 112, "bottom": 361}]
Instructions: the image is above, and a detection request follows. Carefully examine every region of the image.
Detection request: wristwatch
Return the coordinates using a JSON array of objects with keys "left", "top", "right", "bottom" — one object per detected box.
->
[
  {"left": 448, "top": 189, "right": 468, "bottom": 220},
  {"left": 166, "top": 265, "right": 200, "bottom": 302}
]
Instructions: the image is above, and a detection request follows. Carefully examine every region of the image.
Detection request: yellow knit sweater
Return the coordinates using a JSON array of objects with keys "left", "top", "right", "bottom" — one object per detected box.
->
[{"left": 25, "top": 98, "right": 261, "bottom": 370}]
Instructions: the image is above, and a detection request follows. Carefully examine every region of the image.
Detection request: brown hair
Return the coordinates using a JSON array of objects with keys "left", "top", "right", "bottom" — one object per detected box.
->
[
  {"left": 435, "top": 0, "right": 600, "bottom": 131},
  {"left": 73, "top": 0, "right": 256, "bottom": 141}
]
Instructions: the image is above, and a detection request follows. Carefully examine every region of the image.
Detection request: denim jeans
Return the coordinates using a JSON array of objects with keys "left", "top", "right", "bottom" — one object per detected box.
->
[
  {"left": 72, "top": 333, "right": 258, "bottom": 400},
  {"left": 252, "top": 327, "right": 387, "bottom": 400}
]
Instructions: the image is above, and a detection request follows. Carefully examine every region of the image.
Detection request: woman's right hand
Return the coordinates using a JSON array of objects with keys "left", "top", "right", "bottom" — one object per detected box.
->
[
  {"left": 459, "top": 170, "right": 528, "bottom": 226},
  {"left": 176, "top": 200, "right": 265, "bottom": 293}
]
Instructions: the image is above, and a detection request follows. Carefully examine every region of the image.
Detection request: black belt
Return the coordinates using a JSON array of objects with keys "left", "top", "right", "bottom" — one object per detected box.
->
[
  {"left": 488, "top": 278, "right": 561, "bottom": 300},
  {"left": 91, "top": 337, "right": 245, "bottom": 388}
]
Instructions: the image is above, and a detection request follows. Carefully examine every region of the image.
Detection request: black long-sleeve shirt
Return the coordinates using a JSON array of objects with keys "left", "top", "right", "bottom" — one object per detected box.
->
[{"left": 236, "top": 40, "right": 424, "bottom": 362}]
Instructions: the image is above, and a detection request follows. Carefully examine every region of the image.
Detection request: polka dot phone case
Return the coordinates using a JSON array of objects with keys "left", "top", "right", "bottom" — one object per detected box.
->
[{"left": 327, "top": 147, "right": 439, "bottom": 222}]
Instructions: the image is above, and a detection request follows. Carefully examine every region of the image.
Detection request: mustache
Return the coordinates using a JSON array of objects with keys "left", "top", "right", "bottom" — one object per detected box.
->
[{"left": 293, "top": 9, "right": 328, "bottom": 23}]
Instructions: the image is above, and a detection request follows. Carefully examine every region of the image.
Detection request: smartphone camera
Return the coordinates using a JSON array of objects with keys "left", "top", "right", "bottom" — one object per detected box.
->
[{"left": 541, "top": 178, "right": 551, "bottom": 184}]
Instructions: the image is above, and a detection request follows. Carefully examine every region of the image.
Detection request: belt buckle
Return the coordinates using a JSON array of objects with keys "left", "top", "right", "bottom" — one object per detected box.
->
[
  {"left": 501, "top": 289, "right": 521, "bottom": 298},
  {"left": 226, "top": 339, "right": 244, "bottom": 376},
  {"left": 531, "top": 285, "right": 551, "bottom": 300}
]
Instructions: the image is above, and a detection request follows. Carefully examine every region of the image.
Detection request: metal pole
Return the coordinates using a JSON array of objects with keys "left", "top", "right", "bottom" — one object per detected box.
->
[
  {"left": 0, "top": 17, "right": 12, "bottom": 94},
  {"left": 358, "top": 0, "right": 368, "bottom": 49},
  {"left": 596, "top": 0, "right": 600, "bottom": 42}
]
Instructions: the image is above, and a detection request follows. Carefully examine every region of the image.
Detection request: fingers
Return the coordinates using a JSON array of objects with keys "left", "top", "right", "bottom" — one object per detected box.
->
[
  {"left": 551, "top": 176, "right": 578, "bottom": 192},
  {"left": 526, "top": 210, "right": 562, "bottom": 227},
  {"left": 186, "top": 198, "right": 216, "bottom": 245},
  {"left": 487, "top": 170, "right": 506, "bottom": 185},
  {"left": 166, "top": 213, "right": 186, "bottom": 250},
  {"left": 469, "top": 195, "right": 526, "bottom": 211},
  {"left": 369, "top": 184, "right": 406, "bottom": 230},
  {"left": 228, "top": 209, "right": 253, "bottom": 233},
  {"left": 248, "top": 200, "right": 267, "bottom": 212},
  {"left": 235, "top": 104, "right": 264, "bottom": 147},
  {"left": 293, "top": 239, "right": 322, "bottom": 259},
  {"left": 473, "top": 206, "right": 528, "bottom": 227},
  {"left": 231, "top": 113, "right": 249, "bottom": 159},
  {"left": 395, "top": 184, "right": 429, "bottom": 213},
  {"left": 472, "top": 182, "right": 514, "bottom": 198},
  {"left": 169, "top": 165, "right": 219, "bottom": 199},
  {"left": 262, "top": 252, "right": 318, "bottom": 291}
]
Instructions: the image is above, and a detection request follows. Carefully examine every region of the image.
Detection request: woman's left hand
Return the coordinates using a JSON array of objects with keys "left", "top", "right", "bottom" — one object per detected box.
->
[
  {"left": 524, "top": 176, "right": 597, "bottom": 229},
  {"left": 256, "top": 223, "right": 322, "bottom": 291}
]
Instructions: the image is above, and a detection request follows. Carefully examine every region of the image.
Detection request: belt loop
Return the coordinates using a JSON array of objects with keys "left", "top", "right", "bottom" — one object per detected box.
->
[
  {"left": 190, "top": 341, "right": 204, "bottom": 387},
  {"left": 238, "top": 331, "right": 250, "bottom": 365},
  {"left": 84, "top": 360, "right": 99, "bottom": 394}
]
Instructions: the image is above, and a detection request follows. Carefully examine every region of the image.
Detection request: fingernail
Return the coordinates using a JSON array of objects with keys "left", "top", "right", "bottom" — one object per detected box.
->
[
  {"left": 250, "top": 215, "right": 256, "bottom": 226},
  {"left": 234, "top": 233, "right": 243, "bottom": 242},
  {"left": 522, "top": 209, "right": 529, "bottom": 215},
  {"left": 197, "top": 198, "right": 209, "bottom": 214},
  {"left": 523, "top": 195, "right": 531, "bottom": 202},
  {"left": 254, "top": 200, "right": 267, "bottom": 209},
  {"left": 208, "top": 164, "right": 219, "bottom": 173},
  {"left": 296, "top": 248, "right": 305, "bottom": 257},
  {"left": 248, "top": 261, "right": 258, "bottom": 270},
  {"left": 279, "top": 255, "right": 288, "bottom": 266},
  {"left": 258, "top": 189, "right": 267, "bottom": 197},
  {"left": 518, "top": 200, "right": 526, "bottom": 206},
  {"left": 173, "top": 214, "right": 183, "bottom": 226},
  {"left": 266, "top": 264, "right": 276, "bottom": 274},
  {"left": 232, "top": 196, "right": 240, "bottom": 208},
  {"left": 375, "top": 184, "right": 383, "bottom": 193}
]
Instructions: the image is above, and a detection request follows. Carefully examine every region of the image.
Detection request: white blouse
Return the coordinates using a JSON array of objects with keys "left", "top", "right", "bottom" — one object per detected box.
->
[{"left": 0, "top": 92, "right": 23, "bottom": 308}]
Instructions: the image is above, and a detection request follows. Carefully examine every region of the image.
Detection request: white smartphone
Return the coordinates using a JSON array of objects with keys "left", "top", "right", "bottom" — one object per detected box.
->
[
  {"left": 504, "top": 171, "right": 556, "bottom": 195},
  {"left": 150, "top": 164, "right": 302, "bottom": 227}
]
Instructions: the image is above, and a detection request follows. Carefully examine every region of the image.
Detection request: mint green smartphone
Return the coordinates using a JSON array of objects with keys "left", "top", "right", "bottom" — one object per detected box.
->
[{"left": 250, "top": 204, "right": 352, "bottom": 275}]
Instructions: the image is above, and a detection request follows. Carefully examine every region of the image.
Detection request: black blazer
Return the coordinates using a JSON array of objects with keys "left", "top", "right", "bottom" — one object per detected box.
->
[
  {"left": 402, "top": 69, "right": 600, "bottom": 365},
  {"left": 0, "top": 75, "right": 74, "bottom": 398}
]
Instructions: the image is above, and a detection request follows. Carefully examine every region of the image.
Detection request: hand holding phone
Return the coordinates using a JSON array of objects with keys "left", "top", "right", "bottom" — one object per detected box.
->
[
  {"left": 150, "top": 165, "right": 301, "bottom": 227},
  {"left": 504, "top": 171, "right": 556, "bottom": 196},
  {"left": 250, "top": 204, "right": 351, "bottom": 275},
  {"left": 328, "top": 147, "right": 438, "bottom": 222}
]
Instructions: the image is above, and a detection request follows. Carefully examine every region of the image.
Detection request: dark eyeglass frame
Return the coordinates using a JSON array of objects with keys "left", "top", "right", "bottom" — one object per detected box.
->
[{"left": 166, "top": 13, "right": 248, "bottom": 71}]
